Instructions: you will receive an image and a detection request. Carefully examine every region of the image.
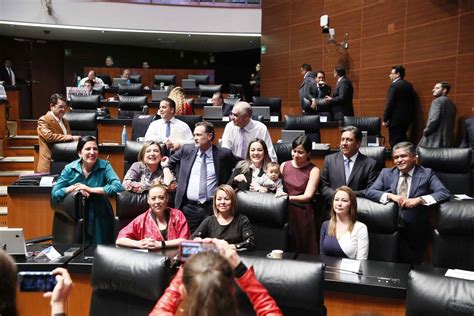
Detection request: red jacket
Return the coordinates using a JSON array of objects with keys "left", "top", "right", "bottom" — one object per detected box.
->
[{"left": 149, "top": 265, "right": 282, "bottom": 316}]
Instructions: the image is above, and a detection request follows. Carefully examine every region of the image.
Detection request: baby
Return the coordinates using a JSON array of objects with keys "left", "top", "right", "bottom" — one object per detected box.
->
[{"left": 253, "top": 162, "right": 286, "bottom": 196}]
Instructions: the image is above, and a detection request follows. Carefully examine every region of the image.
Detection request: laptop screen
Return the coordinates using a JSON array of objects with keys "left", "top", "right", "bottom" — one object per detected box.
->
[
  {"left": 203, "top": 106, "right": 223, "bottom": 120},
  {"left": 281, "top": 130, "right": 305, "bottom": 143},
  {"left": 182, "top": 79, "right": 196, "bottom": 89}
]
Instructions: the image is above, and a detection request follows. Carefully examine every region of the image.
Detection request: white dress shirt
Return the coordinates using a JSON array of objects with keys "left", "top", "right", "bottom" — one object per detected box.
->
[
  {"left": 186, "top": 146, "right": 216, "bottom": 202},
  {"left": 79, "top": 77, "right": 104, "bottom": 87},
  {"left": 144, "top": 117, "right": 193, "bottom": 146},
  {"left": 6, "top": 67, "right": 15, "bottom": 86},
  {"left": 51, "top": 112, "right": 67, "bottom": 135}
]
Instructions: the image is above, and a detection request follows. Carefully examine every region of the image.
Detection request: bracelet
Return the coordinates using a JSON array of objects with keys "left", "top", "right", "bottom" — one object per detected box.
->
[{"left": 161, "top": 240, "right": 166, "bottom": 249}]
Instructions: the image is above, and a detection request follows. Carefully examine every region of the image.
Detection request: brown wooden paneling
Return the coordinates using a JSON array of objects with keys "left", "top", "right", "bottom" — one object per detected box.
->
[
  {"left": 461, "top": 0, "right": 474, "bottom": 13},
  {"left": 455, "top": 53, "right": 474, "bottom": 95},
  {"left": 362, "top": 0, "right": 406, "bottom": 37},
  {"left": 289, "top": 48, "right": 323, "bottom": 77},
  {"left": 405, "top": 17, "right": 458, "bottom": 63},
  {"left": 324, "top": 0, "right": 363, "bottom": 16},
  {"left": 407, "top": 0, "right": 460, "bottom": 28},
  {"left": 358, "top": 66, "right": 391, "bottom": 99},
  {"left": 262, "top": 2, "right": 291, "bottom": 32},
  {"left": 322, "top": 39, "right": 361, "bottom": 74},
  {"left": 360, "top": 31, "right": 405, "bottom": 68},
  {"left": 330, "top": 8, "right": 363, "bottom": 40},
  {"left": 358, "top": 98, "right": 386, "bottom": 117},
  {"left": 290, "top": 0, "right": 325, "bottom": 25},
  {"left": 290, "top": 22, "right": 324, "bottom": 51},
  {"left": 262, "top": 0, "right": 289, "bottom": 9},
  {"left": 459, "top": 13, "right": 474, "bottom": 54},
  {"left": 454, "top": 94, "right": 474, "bottom": 118},
  {"left": 349, "top": 69, "right": 361, "bottom": 100},
  {"left": 261, "top": 52, "right": 290, "bottom": 81},
  {"left": 260, "top": 77, "right": 289, "bottom": 102},
  {"left": 262, "top": 29, "right": 290, "bottom": 55}
]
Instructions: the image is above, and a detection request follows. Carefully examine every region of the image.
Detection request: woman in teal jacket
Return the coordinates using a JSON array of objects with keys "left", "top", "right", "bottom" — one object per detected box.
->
[{"left": 52, "top": 135, "right": 123, "bottom": 244}]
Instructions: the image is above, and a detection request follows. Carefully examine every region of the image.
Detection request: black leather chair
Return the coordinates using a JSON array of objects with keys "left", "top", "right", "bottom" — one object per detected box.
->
[
  {"left": 252, "top": 96, "right": 282, "bottom": 120},
  {"left": 97, "top": 74, "right": 111, "bottom": 86},
  {"left": 284, "top": 115, "right": 320, "bottom": 143},
  {"left": 235, "top": 191, "right": 288, "bottom": 251},
  {"left": 175, "top": 115, "right": 202, "bottom": 132},
  {"left": 417, "top": 147, "right": 472, "bottom": 195},
  {"left": 63, "top": 112, "right": 98, "bottom": 138},
  {"left": 188, "top": 74, "right": 209, "bottom": 85},
  {"left": 50, "top": 141, "right": 79, "bottom": 175},
  {"left": 238, "top": 256, "right": 326, "bottom": 316},
  {"left": 432, "top": 200, "right": 474, "bottom": 270},
  {"left": 198, "top": 84, "right": 222, "bottom": 98},
  {"left": 118, "top": 95, "right": 148, "bottom": 119},
  {"left": 115, "top": 191, "right": 149, "bottom": 232},
  {"left": 118, "top": 83, "right": 143, "bottom": 96},
  {"left": 356, "top": 197, "right": 399, "bottom": 262},
  {"left": 229, "top": 83, "right": 244, "bottom": 98},
  {"left": 406, "top": 270, "right": 474, "bottom": 316},
  {"left": 131, "top": 114, "right": 156, "bottom": 141},
  {"left": 89, "top": 245, "right": 171, "bottom": 316},
  {"left": 154, "top": 74, "right": 176, "bottom": 87},
  {"left": 273, "top": 142, "right": 292, "bottom": 164},
  {"left": 129, "top": 74, "right": 142, "bottom": 84},
  {"left": 123, "top": 140, "right": 145, "bottom": 175},
  {"left": 51, "top": 191, "right": 85, "bottom": 243},
  {"left": 70, "top": 94, "right": 101, "bottom": 111},
  {"left": 343, "top": 116, "right": 382, "bottom": 145},
  {"left": 359, "top": 146, "right": 386, "bottom": 171}
]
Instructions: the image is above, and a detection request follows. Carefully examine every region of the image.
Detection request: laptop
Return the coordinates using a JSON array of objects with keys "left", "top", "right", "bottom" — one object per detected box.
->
[
  {"left": 66, "top": 86, "right": 88, "bottom": 101},
  {"left": 252, "top": 106, "right": 270, "bottom": 121},
  {"left": 281, "top": 130, "right": 305, "bottom": 143},
  {"left": 203, "top": 106, "right": 223, "bottom": 120},
  {"left": 0, "top": 228, "right": 27, "bottom": 255},
  {"left": 151, "top": 89, "right": 168, "bottom": 102},
  {"left": 182, "top": 79, "right": 197, "bottom": 90},
  {"left": 112, "top": 78, "right": 128, "bottom": 87}
]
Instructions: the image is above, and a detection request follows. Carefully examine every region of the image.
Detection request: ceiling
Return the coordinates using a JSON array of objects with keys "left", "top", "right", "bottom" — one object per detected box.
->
[{"left": 0, "top": 23, "right": 261, "bottom": 52}]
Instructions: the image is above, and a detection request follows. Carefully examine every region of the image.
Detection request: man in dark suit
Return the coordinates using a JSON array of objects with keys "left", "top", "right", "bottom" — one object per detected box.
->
[
  {"left": 299, "top": 63, "right": 315, "bottom": 112},
  {"left": 211, "top": 92, "right": 233, "bottom": 117},
  {"left": 383, "top": 65, "right": 416, "bottom": 147},
  {"left": 303, "top": 70, "right": 332, "bottom": 116},
  {"left": 324, "top": 66, "right": 354, "bottom": 121},
  {"left": 460, "top": 117, "right": 474, "bottom": 166},
  {"left": 320, "top": 125, "right": 378, "bottom": 205},
  {"left": 0, "top": 59, "right": 20, "bottom": 86},
  {"left": 166, "top": 121, "right": 240, "bottom": 232},
  {"left": 418, "top": 81, "right": 457, "bottom": 148},
  {"left": 366, "top": 142, "right": 451, "bottom": 264}
]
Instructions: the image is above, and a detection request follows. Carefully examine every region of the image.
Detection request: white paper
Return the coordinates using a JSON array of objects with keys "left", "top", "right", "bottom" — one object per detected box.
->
[
  {"left": 270, "top": 116, "right": 279, "bottom": 122},
  {"left": 320, "top": 116, "right": 328, "bottom": 123},
  {"left": 454, "top": 194, "right": 473, "bottom": 200},
  {"left": 42, "top": 246, "right": 62, "bottom": 261},
  {"left": 39, "top": 176, "right": 55, "bottom": 187},
  {"left": 445, "top": 269, "right": 474, "bottom": 281},
  {"left": 206, "top": 98, "right": 212, "bottom": 103},
  {"left": 340, "top": 258, "right": 361, "bottom": 273},
  {"left": 222, "top": 116, "right": 230, "bottom": 122}
]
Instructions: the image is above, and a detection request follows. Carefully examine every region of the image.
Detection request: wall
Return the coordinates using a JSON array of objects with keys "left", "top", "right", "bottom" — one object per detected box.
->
[{"left": 261, "top": 0, "right": 474, "bottom": 143}]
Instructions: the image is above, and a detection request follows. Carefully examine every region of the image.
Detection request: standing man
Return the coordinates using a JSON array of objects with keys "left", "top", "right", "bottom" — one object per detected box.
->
[
  {"left": 37, "top": 93, "right": 81, "bottom": 172},
  {"left": 366, "top": 142, "right": 451, "bottom": 264},
  {"left": 0, "top": 59, "right": 20, "bottom": 86},
  {"left": 304, "top": 70, "right": 332, "bottom": 116},
  {"left": 299, "top": 63, "right": 315, "bottom": 112},
  {"left": 418, "top": 82, "right": 457, "bottom": 148},
  {"left": 166, "top": 121, "right": 240, "bottom": 232},
  {"left": 324, "top": 66, "right": 354, "bottom": 121},
  {"left": 383, "top": 65, "right": 416, "bottom": 147},
  {"left": 221, "top": 101, "right": 277, "bottom": 161},
  {"left": 144, "top": 97, "right": 193, "bottom": 151}
]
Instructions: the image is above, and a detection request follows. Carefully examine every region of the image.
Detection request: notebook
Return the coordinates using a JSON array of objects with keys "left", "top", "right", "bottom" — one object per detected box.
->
[
  {"left": 182, "top": 79, "right": 197, "bottom": 90},
  {"left": 252, "top": 106, "right": 270, "bottom": 120},
  {"left": 203, "top": 106, "right": 223, "bottom": 120},
  {"left": 281, "top": 130, "right": 305, "bottom": 143},
  {"left": 151, "top": 89, "right": 168, "bottom": 102},
  {"left": 0, "top": 228, "right": 27, "bottom": 255}
]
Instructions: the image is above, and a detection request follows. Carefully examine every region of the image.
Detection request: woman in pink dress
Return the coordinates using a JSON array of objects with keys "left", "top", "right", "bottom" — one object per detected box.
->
[{"left": 279, "top": 135, "right": 320, "bottom": 255}]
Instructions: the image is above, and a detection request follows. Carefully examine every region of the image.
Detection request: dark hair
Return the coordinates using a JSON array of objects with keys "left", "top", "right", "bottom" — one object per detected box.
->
[
  {"left": 84, "top": 79, "right": 94, "bottom": 86},
  {"left": 316, "top": 70, "right": 326, "bottom": 77},
  {"left": 49, "top": 93, "right": 66, "bottom": 106},
  {"left": 328, "top": 186, "right": 358, "bottom": 236},
  {"left": 392, "top": 141, "right": 416, "bottom": 156},
  {"left": 392, "top": 65, "right": 405, "bottom": 78},
  {"left": 137, "top": 141, "right": 164, "bottom": 163},
  {"left": 183, "top": 252, "right": 238, "bottom": 316},
  {"left": 195, "top": 121, "right": 215, "bottom": 141},
  {"left": 301, "top": 63, "right": 312, "bottom": 72},
  {"left": 237, "top": 138, "right": 271, "bottom": 174},
  {"left": 334, "top": 66, "right": 346, "bottom": 77},
  {"left": 161, "top": 97, "right": 176, "bottom": 112},
  {"left": 438, "top": 81, "right": 451, "bottom": 94},
  {"left": 0, "top": 250, "right": 18, "bottom": 316},
  {"left": 292, "top": 135, "right": 312, "bottom": 157},
  {"left": 77, "top": 135, "right": 98, "bottom": 153},
  {"left": 341, "top": 125, "right": 362, "bottom": 142}
]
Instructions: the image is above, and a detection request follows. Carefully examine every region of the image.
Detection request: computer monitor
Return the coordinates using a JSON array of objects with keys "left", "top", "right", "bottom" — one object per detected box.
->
[
  {"left": 0, "top": 228, "right": 27, "bottom": 255},
  {"left": 203, "top": 106, "right": 223, "bottom": 120},
  {"left": 66, "top": 87, "right": 89, "bottom": 101},
  {"left": 281, "top": 130, "right": 305, "bottom": 143},
  {"left": 182, "top": 79, "right": 197, "bottom": 90},
  {"left": 151, "top": 89, "right": 168, "bottom": 102},
  {"left": 112, "top": 78, "right": 128, "bottom": 87},
  {"left": 252, "top": 106, "right": 270, "bottom": 121}
]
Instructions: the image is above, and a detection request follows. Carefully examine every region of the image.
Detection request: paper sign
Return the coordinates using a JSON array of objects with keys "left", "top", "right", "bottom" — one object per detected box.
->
[
  {"left": 39, "top": 176, "right": 55, "bottom": 187},
  {"left": 320, "top": 116, "right": 328, "bottom": 123},
  {"left": 340, "top": 258, "right": 361, "bottom": 274},
  {"left": 445, "top": 269, "right": 474, "bottom": 281},
  {"left": 270, "top": 116, "right": 279, "bottom": 122},
  {"left": 222, "top": 116, "right": 230, "bottom": 122},
  {"left": 42, "top": 246, "right": 62, "bottom": 261}
]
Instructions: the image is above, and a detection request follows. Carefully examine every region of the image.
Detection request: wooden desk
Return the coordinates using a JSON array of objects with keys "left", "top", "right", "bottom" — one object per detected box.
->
[{"left": 5, "top": 86, "right": 20, "bottom": 121}]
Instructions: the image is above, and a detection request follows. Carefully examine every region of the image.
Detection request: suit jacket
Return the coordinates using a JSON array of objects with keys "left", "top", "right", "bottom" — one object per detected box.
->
[
  {"left": 383, "top": 78, "right": 416, "bottom": 128},
  {"left": 365, "top": 165, "right": 451, "bottom": 223},
  {"left": 227, "top": 164, "right": 264, "bottom": 191},
  {"left": 0, "top": 67, "right": 16, "bottom": 86},
  {"left": 328, "top": 76, "right": 354, "bottom": 120},
  {"left": 168, "top": 144, "right": 240, "bottom": 209},
  {"left": 37, "top": 111, "right": 74, "bottom": 173},
  {"left": 299, "top": 72, "right": 315, "bottom": 110},
  {"left": 459, "top": 117, "right": 474, "bottom": 149},
  {"left": 222, "top": 103, "right": 233, "bottom": 117},
  {"left": 418, "top": 96, "right": 457, "bottom": 148},
  {"left": 303, "top": 83, "right": 332, "bottom": 115},
  {"left": 320, "top": 151, "right": 378, "bottom": 201}
]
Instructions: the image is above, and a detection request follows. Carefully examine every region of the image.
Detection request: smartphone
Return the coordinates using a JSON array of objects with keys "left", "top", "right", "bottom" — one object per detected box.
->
[
  {"left": 18, "top": 271, "right": 57, "bottom": 292},
  {"left": 178, "top": 241, "right": 219, "bottom": 262}
]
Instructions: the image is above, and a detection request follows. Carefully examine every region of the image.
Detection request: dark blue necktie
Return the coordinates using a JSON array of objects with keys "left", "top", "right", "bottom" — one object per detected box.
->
[
  {"left": 165, "top": 121, "right": 171, "bottom": 138},
  {"left": 199, "top": 152, "right": 207, "bottom": 202}
]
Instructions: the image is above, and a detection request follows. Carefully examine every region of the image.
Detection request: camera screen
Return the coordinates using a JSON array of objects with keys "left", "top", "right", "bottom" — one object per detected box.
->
[
  {"left": 18, "top": 272, "right": 57, "bottom": 292},
  {"left": 179, "top": 242, "right": 218, "bottom": 261}
]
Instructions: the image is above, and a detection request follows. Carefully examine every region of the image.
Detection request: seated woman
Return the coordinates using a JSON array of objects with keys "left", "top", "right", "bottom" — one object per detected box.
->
[
  {"left": 320, "top": 186, "right": 369, "bottom": 260},
  {"left": 52, "top": 135, "right": 122, "bottom": 244},
  {"left": 168, "top": 86, "right": 193, "bottom": 115},
  {"left": 150, "top": 239, "right": 282, "bottom": 316},
  {"left": 116, "top": 183, "right": 190, "bottom": 249},
  {"left": 227, "top": 138, "right": 271, "bottom": 191},
  {"left": 122, "top": 141, "right": 174, "bottom": 193},
  {"left": 191, "top": 184, "right": 255, "bottom": 251}
]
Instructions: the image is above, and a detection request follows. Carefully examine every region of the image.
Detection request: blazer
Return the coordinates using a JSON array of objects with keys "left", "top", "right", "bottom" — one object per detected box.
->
[
  {"left": 365, "top": 165, "right": 451, "bottom": 223},
  {"left": 320, "top": 151, "right": 378, "bottom": 202},
  {"left": 303, "top": 83, "right": 332, "bottom": 114},
  {"left": 328, "top": 76, "right": 354, "bottom": 120},
  {"left": 299, "top": 72, "right": 315, "bottom": 109},
  {"left": 0, "top": 67, "right": 16, "bottom": 86},
  {"left": 418, "top": 96, "right": 457, "bottom": 148},
  {"left": 227, "top": 164, "right": 264, "bottom": 191},
  {"left": 168, "top": 144, "right": 240, "bottom": 208},
  {"left": 383, "top": 78, "right": 416, "bottom": 128},
  {"left": 37, "top": 111, "right": 74, "bottom": 173}
]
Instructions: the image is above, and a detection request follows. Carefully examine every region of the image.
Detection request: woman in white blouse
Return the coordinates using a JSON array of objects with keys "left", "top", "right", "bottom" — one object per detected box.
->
[{"left": 320, "top": 186, "right": 369, "bottom": 260}]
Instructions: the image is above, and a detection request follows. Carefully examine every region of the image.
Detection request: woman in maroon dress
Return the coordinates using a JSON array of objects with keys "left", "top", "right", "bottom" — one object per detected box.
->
[{"left": 280, "top": 135, "right": 320, "bottom": 254}]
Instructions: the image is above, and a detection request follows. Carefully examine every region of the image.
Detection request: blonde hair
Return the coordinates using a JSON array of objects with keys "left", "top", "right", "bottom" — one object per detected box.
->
[
  {"left": 328, "top": 186, "right": 358, "bottom": 237},
  {"left": 212, "top": 184, "right": 236, "bottom": 216},
  {"left": 168, "top": 86, "right": 187, "bottom": 115}
]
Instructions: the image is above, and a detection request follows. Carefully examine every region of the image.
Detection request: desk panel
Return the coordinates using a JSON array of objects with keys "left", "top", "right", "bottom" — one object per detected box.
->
[
  {"left": 325, "top": 292, "right": 405, "bottom": 315},
  {"left": 6, "top": 87, "right": 20, "bottom": 121}
]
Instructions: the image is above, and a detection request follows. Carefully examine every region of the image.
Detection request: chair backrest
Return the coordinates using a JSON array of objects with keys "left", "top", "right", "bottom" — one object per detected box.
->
[
  {"left": 417, "top": 147, "right": 472, "bottom": 195},
  {"left": 406, "top": 270, "right": 474, "bottom": 316},
  {"left": 129, "top": 74, "right": 142, "bottom": 84},
  {"left": 118, "top": 83, "right": 143, "bottom": 96},
  {"left": 356, "top": 197, "right": 399, "bottom": 262},
  {"left": 188, "top": 74, "right": 209, "bottom": 85},
  {"left": 50, "top": 141, "right": 80, "bottom": 175},
  {"left": 175, "top": 115, "right": 202, "bottom": 132},
  {"left": 123, "top": 140, "right": 145, "bottom": 175},
  {"left": 97, "top": 74, "right": 111, "bottom": 85},
  {"left": 343, "top": 116, "right": 381, "bottom": 136},
  {"left": 273, "top": 142, "right": 292, "bottom": 164},
  {"left": 118, "top": 95, "right": 147, "bottom": 111},
  {"left": 432, "top": 200, "right": 474, "bottom": 270},
  {"left": 63, "top": 111, "right": 98, "bottom": 138},
  {"left": 70, "top": 94, "right": 101, "bottom": 110},
  {"left": 199, "top": 84, "right": 222, "bottom": 98},
  {"left": 252, "top": 96, "right": 282, "bottom": 119},
  {"left": 238, "top": 256, "right": 326, "bottom": 316},
  {"left": 229, "top": 83, "right": 244, "bottom": 96},
  {"left": 359, "top": 146, "right": 386, "bottom": 171},
  {"left": 90, "top": 245, "right": 171, "bottom": 316},
  {"left": 131, "top": 114, "right": 156, "bottom": 141},
  {"left": 284, "top": 115, "right": 320, "bottom": 143},
  {"left": 116, "top": 191, "right": 149, "bottom": 232},
  {"left": 154, "top": 74, "right": 176, "bottom": 86},
  {"left": 51, "top": 191, "right": 84, "bottom": 243},
  {"left": 235, "top": 191, "right": 288, "bottom": 251}
]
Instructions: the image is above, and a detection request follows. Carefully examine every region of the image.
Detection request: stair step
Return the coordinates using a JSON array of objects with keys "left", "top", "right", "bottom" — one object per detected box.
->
[
  {"left": 0, "top": 157, "right": 35, "bottom": 171},
  {"left": 4, "top": 146, "right": 35, "bottom": 156},
  {"left": 7, "top": 135, "right": 38, "bottom": 147}
]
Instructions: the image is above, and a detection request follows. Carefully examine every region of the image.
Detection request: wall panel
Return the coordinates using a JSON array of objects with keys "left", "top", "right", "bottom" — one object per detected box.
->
[
  {"left": 406, "top": 0, "right": 459, "bottom": 28},
  {"left": 362, "top": 0, "right": 406, "bottom": 38}
]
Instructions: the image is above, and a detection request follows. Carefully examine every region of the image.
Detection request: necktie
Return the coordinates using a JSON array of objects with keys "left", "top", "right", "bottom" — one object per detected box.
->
[
  {"left": 344, "top": 158, "right": 352, "bottom": 184},
  {"left": 198, "top": 152, "right": 207, "bottom": 203},
  {"left": 399, "top": 173, "right": 409, "bottom": 198},
  {"left": 238, "top": 128, "right": 247, "bottom": 158},
  {"left": 7, "top": 68, "right": 12, "bottom": 84},
  {"left": 165, "top": 121, "right": 171, "bottom": 138}
]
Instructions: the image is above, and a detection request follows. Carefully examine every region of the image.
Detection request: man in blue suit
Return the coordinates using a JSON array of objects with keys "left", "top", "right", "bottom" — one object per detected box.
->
[{"left": 366, "top": 142, "right": 451, "bottom": 264}]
